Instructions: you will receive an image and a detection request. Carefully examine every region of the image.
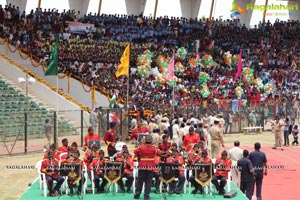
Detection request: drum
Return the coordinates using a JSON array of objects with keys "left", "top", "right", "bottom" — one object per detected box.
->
[{"left": 115, "top": 141, "right": 126, "bottom": 152}]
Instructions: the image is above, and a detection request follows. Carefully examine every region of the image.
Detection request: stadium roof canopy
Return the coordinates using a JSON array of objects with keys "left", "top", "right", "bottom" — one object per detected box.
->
[{"left": 1, "top": 0, "right": 298, "bottom": 27}]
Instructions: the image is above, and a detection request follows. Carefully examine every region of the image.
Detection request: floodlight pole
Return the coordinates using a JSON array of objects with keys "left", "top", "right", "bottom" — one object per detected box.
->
[{"left": 24, "top": 74, "right": 29, "bottom": 154}]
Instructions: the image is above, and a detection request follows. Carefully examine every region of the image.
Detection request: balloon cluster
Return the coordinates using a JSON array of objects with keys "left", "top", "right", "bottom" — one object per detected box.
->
[
  {"left": 175, "top": 62, "right": 184, "bottom": 72},
  {"left": 136, "top": 49, "right": 153, "bottom": 77},
  {"left": 137, "top": 17, "right": 143, "bottom": 24},
  {"left": 200, "top": 85, "right": 211, "bottom": 98},
  {"left": 235, "top": 86, "right": 244, "bottom": 98},
  {"left": 242, "top": 67, "right": 254, "bottom": 82},
  {"left": 151, "top": 55, "right": 178, "bottom": 87},
  {"left": 254, "top": 78, "right": 264, "bottom": 89},
  {"left": 201, "top": 54, "right": 213, "bottom": 68},
  {"left": 264, "top": 83, "right": 274, "bottom": 94},
  {"left": 188, "top": 57, "right": 201, "bottom": 68},
  {"left": 232, "top": 54, "right": 239, "bottom": 65},
  {"left": 223, "top": 51, "right": 232, "bottom": 65},
  {"left": 176, "top": 47, "right": 187, "bottom": 59},
  {"left": 199, "top": 72, "right": 211, "bottom": 84}
]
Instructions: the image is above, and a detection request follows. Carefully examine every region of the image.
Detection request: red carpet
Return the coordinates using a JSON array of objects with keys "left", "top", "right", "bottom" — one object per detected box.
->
[{"left": 239, "top": 145, "right": 300, "bottom": 200}]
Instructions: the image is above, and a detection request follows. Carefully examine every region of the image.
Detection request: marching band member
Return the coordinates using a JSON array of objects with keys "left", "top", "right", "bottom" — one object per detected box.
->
[
  {"left": 158, "top": 134, "right": 171, "bottom": 162},
  {"left": 152, "top": 155, "right": 162, "bottom": 194},
  {"left": 182, "top": 126, "right": 200, "bottom": 152},
  {"left": 116, "top": 144, "right": 132, "bottom": 159},
  {"left": 65, "top": 144, "right": 85, "bottom": 196},
  {"left": 116, "top": 149, "right": 134, "bottom": 193},
  {"left": 83, "top": 127, "right": 100, "bottom": 151},
  {"left": 189, "top": 149, "right": 212, "bottom": 194},
  {"left": 43, "top": 143, "right": 60, "bottom": 160},
  {"left": 41, "top": 149, "right": 65, "bottom": 196},
  {"left": 134, "top": 135, "right": 160, "bottom": 200},
  {"left": 212, "top": 150, "right": 232, "bottom": 195},
  {"left": 185, "top": 144, "right": 201, "bottom": 166},
  {"left": 84, "top": 143, "right": 99, "bottom": 177},
  {"left": 130, "top": 121, "right": 150, "bottom": 144},
  {"left": 91, "top": 150, "right": 108, "bottom": 193},
  {"left": 58, "top": 138, "right": 70, "bottom": 160},
  {"left": 103, "top": 122, "right": 119, "bottom": 157},
  {"left": 166, "top": 149, "right": 186, "bottom": 194}
]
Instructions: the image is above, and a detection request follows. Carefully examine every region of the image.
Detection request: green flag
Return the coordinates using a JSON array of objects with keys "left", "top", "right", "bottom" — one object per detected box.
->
[
  {"left": 109, "top": 94, "right": 117, "bottom": 108},
  {"left": 45, "top": 42, "right": 58, "bottom": 76}
]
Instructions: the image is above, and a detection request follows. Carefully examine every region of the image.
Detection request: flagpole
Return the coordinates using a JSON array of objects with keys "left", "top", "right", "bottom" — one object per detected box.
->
[
  {"left": 172, "top": 51, "right": 175, "bottom": 119},
  {"left": 126, "top": 43, "right": 130, "bottom": 110},
  {"left": 55, "top": 76, "right": 59, "bottom": 148}
]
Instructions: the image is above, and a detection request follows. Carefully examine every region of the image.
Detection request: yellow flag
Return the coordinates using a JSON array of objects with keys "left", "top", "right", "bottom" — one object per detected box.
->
[{"left": 115, "top": 44, "right": 130, "bottom": 77}]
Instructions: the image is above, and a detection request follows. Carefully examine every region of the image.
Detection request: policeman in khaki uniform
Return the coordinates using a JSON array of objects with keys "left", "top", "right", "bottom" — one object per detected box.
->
[{"left": 209, "top": 118, "right": 224, "bottom": 159}]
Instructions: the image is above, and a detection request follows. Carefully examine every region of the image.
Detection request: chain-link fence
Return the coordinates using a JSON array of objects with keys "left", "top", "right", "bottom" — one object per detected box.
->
[
  {"left": 149, "top": 99, "right": 298, "bottom": 133},
  {"left": 0, "top": 107, "right": 131, "bottom": 155}
]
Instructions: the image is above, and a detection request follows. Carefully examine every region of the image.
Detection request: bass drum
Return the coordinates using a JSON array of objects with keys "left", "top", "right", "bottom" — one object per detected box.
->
[{"left": 115, "top": 141, "right": 126, "bottom": 152}]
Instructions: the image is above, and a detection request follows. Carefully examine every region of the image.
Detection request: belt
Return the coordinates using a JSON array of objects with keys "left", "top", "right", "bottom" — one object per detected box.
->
[
  {"left": 211, "top": 139, "right": 219, "bottom": 140},
  {"left": 140, "top": 158, "right": 155, "bottom": 161}
]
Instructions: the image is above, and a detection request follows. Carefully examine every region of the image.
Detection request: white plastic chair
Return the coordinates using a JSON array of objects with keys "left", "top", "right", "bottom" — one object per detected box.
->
[
  {"left": 36, "top": 160, "right": 47, "bottom": 197},
  {"left": 211, "top": 158, "right": 231, "bottom": 193}
]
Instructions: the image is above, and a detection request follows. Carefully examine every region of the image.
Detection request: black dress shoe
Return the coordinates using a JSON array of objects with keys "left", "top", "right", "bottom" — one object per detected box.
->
[
  {"left": 134, "top": 194, "right": 140, "bottom": 199},
  {"left": 191, "top": 189, "right": 198, "bottom": 194},
  {"left": 176, "top": 190, "right": 181, "bottom": 194},
  {"left": 127, "top": 189, "right": 132, "bottom": 193},
  {"left": 169, "top": 190, "right": 175, "bottom": 195},
  {"left": 218, "top": 190, "right": 225, "bottom": 195},
  {"left": 154, "top": 189, "right": 160, "bottom": 194}
]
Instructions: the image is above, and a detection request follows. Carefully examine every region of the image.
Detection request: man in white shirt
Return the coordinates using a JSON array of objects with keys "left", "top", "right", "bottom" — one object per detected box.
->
[
  {"left": 172, "top": 120, "right": 180, "bottom": 146},
  {"left": 228, "top": 141, "right": 243, "bottom": 188}
]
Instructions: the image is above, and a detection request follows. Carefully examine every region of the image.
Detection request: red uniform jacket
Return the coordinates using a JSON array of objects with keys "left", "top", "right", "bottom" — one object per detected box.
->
[
  {"left": 84, "top": 134, "right": 100, "bottom": 149},
  {"left": 214, "top": 158, "right": 232, "bottom": 177},
  {"left": 158, "top": 142, "right": 171, "bottom": 156},
  {"left": 130, "top": 126, "right": 149, "bottom": 140},
  {"left": 91, "top": 157, "right": 108, "bottom": 175},
  {"left": 153, "top": 156, "right": 161, "bottom": 173},
  {"left": 58, "top": 146, "right": 70, "bottom": 160},
  {"left": 182, "top": 134, "right": 200, "bottom": 152},
  {"left": 41, "top": 158, "right": 60, "bottom": 179},
  {"left": 166, "top": 155, "right": 184, "bottom": 174},
  {"left": 43, "top": 150, "right": 60, "bottom": 160},
  {"left": 116, "top": 156, "right": 134, "bottom": 175},
  {"left": 134, "top": 144, "right": 160, "bottom": 170},
  {"left": 103, "top": 129, "right": 118, "bottom": 152},
  {"left": 84, "top": 150, "right": 99, "bottom": 170},
  {"left": 186, "top": 151, "right": 201, "bottom": 166}
]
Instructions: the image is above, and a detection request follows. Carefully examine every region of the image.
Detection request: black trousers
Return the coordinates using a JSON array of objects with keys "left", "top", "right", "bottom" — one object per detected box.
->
[
  {"left": 94, "top": 174, "right": 108, "bottom": 191},
  {"left": 240, "top": 181, "right": 254, "bottom": 200},
  {"left": 212, "top": 175, "right": 227, "bottom": 193},
  {"left": 135, "top": 170, "right": 153, "bottom": 198},
  {"left": 153, "top": 172, "right": 161, "bottom": 190},
  {"left": 254, "top": 172, "right": 263, "bottom": 199},
  {"left": 117, "top": 173, "right": 134, "bottom": 191},
  {"left": 169, "top": 174, "right": 185, "bottom": 192},
  {"left": 46, "top": 175, "right": 64, "bottom": 192},
  {"left": 284, "top": 131, "right": 290, "bottom": 146},
  {"left": 292, "top": 137, "right": 299, "bottom": 145},
  {"left": 189, "top": 175, "right": 204, "bottom": 192}
]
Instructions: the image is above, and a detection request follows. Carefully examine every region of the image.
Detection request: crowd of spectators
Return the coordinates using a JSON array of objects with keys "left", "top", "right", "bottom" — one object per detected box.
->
[{"left": 1, "top": 3, "right": 300, "bottom": 118}]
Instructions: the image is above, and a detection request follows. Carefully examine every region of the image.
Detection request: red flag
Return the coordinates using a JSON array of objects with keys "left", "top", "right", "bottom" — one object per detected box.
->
[
  {"left": 235, "top": 50, "right": 243, "bottom": 80},
  {"left": 168, "top": 55, "right": 175, "bottom": 81}
]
